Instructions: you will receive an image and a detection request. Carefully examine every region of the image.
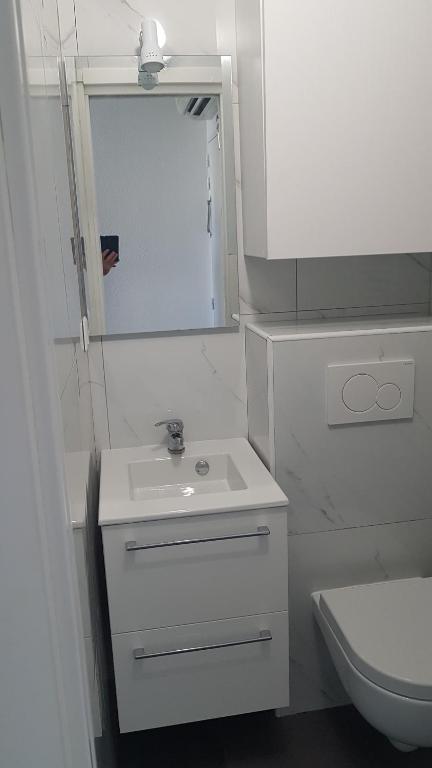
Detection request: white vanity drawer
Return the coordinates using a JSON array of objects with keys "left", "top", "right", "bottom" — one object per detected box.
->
[
  {"left": 102, "top": 508, "right": 288, "bottom": 633},
  {"left": 112, "top": 611, "right": 289, "bottom": 732}
]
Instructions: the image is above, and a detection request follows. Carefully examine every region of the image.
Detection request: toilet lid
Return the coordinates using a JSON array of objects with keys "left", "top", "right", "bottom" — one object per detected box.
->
[{"left": 318, "top": 577, "right": 432, "bottom": 700}]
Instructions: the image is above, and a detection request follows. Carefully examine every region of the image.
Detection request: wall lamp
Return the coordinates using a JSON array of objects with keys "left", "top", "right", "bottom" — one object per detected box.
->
[{"left": 138, "top": 18, "right": 166, "bottom": 89}]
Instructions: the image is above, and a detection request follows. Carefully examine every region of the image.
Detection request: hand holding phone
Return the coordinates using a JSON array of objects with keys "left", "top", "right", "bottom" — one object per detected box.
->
[
  {"left": 101, "top": 235, "right": 119, "bottom": 276},
  {"left": 100, "top": 235, "right": 119, "bottom": 262}
]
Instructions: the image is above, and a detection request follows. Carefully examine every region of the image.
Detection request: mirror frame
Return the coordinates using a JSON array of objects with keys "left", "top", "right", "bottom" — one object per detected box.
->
[
  {"left": 67, "top": 55, "right": 239, "bottom": 337},
  {"left": 58, "top": 59, "right": 90, "bottom": 349},
  {"left": 27, "top": 57, "right": 90, "bottom": 346}
]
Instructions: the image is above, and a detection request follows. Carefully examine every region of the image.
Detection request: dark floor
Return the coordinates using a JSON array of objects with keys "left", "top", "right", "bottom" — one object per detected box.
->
[{"left": 118, "top": 705, "right": 432, "bottom": 767}]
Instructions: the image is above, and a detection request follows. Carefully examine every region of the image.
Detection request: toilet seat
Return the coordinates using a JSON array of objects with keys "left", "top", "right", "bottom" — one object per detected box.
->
[{"left": 317, "top": 577, "right": 432, "bottom": 701}]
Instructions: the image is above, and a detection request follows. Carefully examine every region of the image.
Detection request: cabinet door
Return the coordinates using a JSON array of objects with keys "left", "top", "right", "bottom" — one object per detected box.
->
[
  {"left": 264, "top": 0, "right": 432, "bottom": 259},
  {"left": 112, "top": 612, "right": 289, "bottom": 732},
  {"left": 102, "top": 508, "right": 288, "bottom": 634}
]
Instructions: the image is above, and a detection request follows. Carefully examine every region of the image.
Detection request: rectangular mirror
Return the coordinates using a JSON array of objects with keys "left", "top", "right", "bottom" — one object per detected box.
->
[{"left": 67, "top": 55, "right": 239, "bottom": 336}]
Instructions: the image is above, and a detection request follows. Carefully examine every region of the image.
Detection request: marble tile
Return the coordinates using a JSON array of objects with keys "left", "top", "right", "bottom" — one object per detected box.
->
[
  {"left": 215, "top": 0, "right": 238, "bottom": 97},
  {"left": 297, "top": 253, "right": 432, "bottom": 312},
  {"left": 20, "top": 0, "right": 44, "bottom": 57},
  {"left": 59, "top": 350, "right": 82, "bottom": 452},
  {"left": 297, "top": 303, "right": 431, "bottom": 321},
  {"left": 102, "top": 330, "right": 247, "bottom": 448},
  {"left": 288, "top": 519, "right": 432, "bottom": 714},
  {"left": 55, "top": 342, "right": 96, "bottom": 458},
  {"left": 53, "top": 342, "right": 83, "bottom": 454},
  {"left": 239, "top": 256, "right": 297, "bottom": 315},
  {"left": 88, "top": 339, "right": 110, "bottom": 450},
  {"left": 22, "top": 0, "right": 68, "bottom": 57},
  {"left": 272, "top": 328, "right": 432, "bottom": 533},
  {"left": 40, "top": 0, "right": 62, "bottom": 56},
  {"left": 54, "top": 341, "right": 76, "bottom": 398},
  {"left": 76, "top": 343, "right": 97, "bottom": 454},
  {"left": 245, "top": 329, "right": 270, "bottom": 467},
  {"left": 74, "top": 0, "right": 218, "bottom": 56},
  {"left": 56, "top": 0, "right": 78, "bottom": 55}
]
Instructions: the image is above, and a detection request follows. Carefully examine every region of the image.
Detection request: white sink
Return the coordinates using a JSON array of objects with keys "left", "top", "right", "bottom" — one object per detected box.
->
[
  {"left": 99, "top": 438, "right": 287, "bottom": 525},
  {"left": 129, "top": 453, "right": 247, "bottom": 501}
]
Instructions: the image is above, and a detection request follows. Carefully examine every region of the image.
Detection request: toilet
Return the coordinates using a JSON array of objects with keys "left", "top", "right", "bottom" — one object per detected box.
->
[{"left": 312, "top": 577, "right": 432, "bottom": 752}]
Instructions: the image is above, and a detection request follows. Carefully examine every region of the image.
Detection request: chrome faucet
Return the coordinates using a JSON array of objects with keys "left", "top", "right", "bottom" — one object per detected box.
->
[{"left": 155, "top": 418, "right": 185, "bottom": 454}]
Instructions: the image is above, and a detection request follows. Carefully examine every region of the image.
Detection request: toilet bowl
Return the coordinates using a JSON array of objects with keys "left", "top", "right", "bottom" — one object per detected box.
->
[{"left": 312, "top": 577, "right": 432, "bottom": 752}]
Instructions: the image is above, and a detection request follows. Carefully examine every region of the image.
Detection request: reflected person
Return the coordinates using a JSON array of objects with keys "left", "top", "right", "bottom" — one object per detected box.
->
[{"left": 102, "top": 249, "right": 118, "bottom": 276}]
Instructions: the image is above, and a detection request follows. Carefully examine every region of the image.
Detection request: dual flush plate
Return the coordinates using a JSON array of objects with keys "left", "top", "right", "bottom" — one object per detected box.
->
[{"left": 326, "top": 360, "right": 415, "bottom": 426}]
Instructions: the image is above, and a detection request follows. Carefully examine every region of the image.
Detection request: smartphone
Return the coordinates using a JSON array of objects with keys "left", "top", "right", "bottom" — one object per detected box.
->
[{"left": 100, "top": 235, "right": 119, "bottom": 263}]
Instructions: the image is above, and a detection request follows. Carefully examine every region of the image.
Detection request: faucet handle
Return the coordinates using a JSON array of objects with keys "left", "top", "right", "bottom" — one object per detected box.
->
[{"left": 155, "top": 418, "right": 184, "bottom": 433}]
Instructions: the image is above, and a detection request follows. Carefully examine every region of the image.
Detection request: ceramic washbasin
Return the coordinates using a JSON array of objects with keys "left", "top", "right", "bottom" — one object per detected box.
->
[
  {"left": 128, "top": 453, "right": 248, "bottom": 501},
  {"left": 99, "top": 438, "right": 288, "bottom": 525}
]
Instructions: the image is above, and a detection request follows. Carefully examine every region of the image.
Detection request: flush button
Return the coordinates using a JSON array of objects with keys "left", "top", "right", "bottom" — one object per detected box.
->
[
  {"left": 327, "top": 360, "right": 414, "bottom": 425},
  {"left": 342, "top": 374, "right": 379, "bottom": 412},
  {"left": 376, "top": 382, "right": 401, "bottom": 410}
]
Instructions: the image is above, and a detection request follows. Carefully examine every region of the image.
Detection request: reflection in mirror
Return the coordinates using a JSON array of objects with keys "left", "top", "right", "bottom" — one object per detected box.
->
[
  {"left": 90, "top": 94, "right": 225, "bottom": 332},
  {"left": 67, "top": 55, "right": 239, "bottom": 336}
]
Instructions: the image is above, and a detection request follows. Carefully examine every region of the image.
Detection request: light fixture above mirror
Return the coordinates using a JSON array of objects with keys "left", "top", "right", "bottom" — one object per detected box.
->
[{"left": 138, "top": 18, "right": 166, "bottom": 89}]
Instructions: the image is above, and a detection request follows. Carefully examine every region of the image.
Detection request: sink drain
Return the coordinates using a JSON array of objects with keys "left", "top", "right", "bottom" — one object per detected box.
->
[{"left": 195, "top": 459, "right": 210, "bottom": 476}]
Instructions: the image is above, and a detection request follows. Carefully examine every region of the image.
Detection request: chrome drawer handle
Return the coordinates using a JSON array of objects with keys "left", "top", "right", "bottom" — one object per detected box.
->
[
  {"left": 133, "top": 629, "right": 272, "bottom": 660},
  {"left": 125, "top": 525, "right": 270, "bottom": 551}
]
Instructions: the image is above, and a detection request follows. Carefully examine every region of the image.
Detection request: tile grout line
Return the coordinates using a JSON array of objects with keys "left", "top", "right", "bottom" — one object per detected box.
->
[
  {"left": 99, "top": 338, "right": 112, "bottom": 449},
  {"left": 287, "top": 514, "right": 432, "bottom": 537}
]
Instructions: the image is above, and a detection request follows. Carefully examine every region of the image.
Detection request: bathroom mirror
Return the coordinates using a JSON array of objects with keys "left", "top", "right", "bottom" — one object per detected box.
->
[{"left": 66, "top": 55, "right": 239, "bottom": 336}]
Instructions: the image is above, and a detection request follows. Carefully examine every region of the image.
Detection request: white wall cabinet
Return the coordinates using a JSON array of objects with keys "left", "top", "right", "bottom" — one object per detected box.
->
[{"left": 236, "top": 0, "right": 432, "bottom": 259}]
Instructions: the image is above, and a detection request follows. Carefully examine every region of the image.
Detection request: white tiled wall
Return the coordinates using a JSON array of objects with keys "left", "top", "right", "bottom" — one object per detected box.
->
[
  {"left": 273, "top": 331, "right": 432, "bottom": 536},
  {"left": 66, "top": 0, "right": 219, "bottom": 55},
  {"left": 246, "top": 321, "right": 432, "bottom": 714},
  {"left": 101, "top": 331, "right": 247, "bottom": 447},
  {"left": 273, "top": 326, "right": 432, "bottom": 712},
  {"left": 55, "top": 342, "right": 83, "bottom": 452},
  {"left": 297, "top": 253, "right": 431, "bottom": 312},
  {"left": 61, "top": 0, "right": 432, "bottom": 449},
  {"left": 56, "top": 0, "right": 432, "bottom": 721}
]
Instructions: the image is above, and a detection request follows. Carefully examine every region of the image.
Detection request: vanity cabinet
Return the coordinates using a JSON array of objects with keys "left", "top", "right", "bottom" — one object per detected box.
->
[
  {"left": 101, "top": 507, "right": 289, "bottom": 732},
  {"left": 236, "top": 0, "right": 432, "bottom": 259}
]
